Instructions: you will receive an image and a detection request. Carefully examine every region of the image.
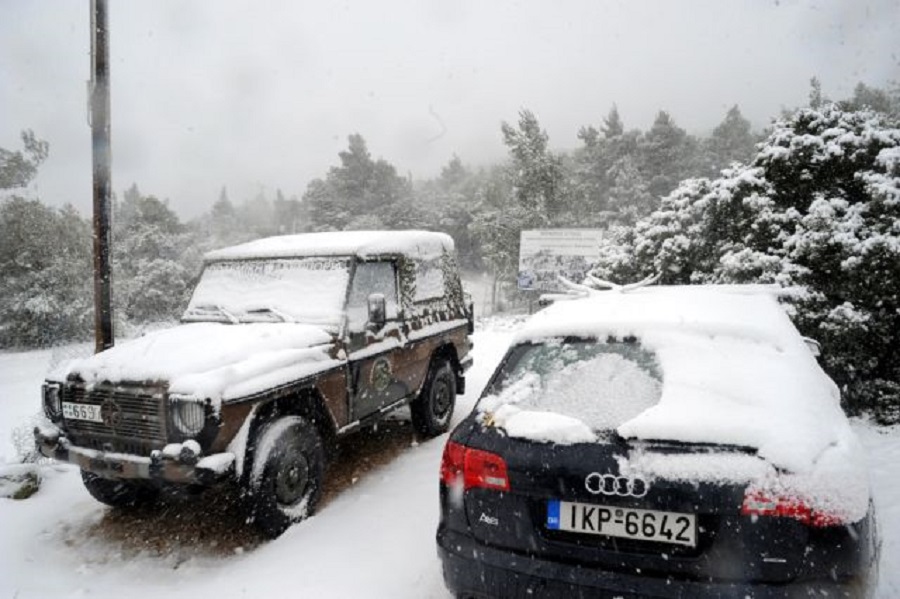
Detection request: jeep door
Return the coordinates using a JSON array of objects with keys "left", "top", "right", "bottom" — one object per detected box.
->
[{"left": 346, "top": 259, "right": 410, "bottom": 420}]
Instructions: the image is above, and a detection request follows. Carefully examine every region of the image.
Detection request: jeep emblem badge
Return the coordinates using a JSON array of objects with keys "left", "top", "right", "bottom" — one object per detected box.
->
[
  {"left": 371, "top": 357, "right": 393, "bottom": 392},
  {"left": 100, "top": 398, "right": 123, "bottom": 429}
]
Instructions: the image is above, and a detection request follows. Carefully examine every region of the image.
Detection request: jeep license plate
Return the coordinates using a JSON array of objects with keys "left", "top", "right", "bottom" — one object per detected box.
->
[
  {"left": 547, "top": 500, "right": 697, "bottom": 547},
  {"left": 62, "top": 402, "right": 103, "bottom": 423}
]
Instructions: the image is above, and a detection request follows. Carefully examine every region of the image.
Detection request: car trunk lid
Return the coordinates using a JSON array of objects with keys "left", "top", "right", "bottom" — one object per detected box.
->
[{"left": 457, "top": 427, "right": 812, "bottom": 584}]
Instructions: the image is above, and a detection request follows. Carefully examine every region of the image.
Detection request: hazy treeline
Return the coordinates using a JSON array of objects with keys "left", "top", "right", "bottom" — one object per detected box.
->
[{"left": 2, "top": 80, "right": 899, "bottom": 421}]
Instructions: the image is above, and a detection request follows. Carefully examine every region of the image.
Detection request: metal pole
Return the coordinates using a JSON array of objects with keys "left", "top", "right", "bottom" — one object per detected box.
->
[{"left": 90, "top": 0, "right": 114, "bottom": 352}]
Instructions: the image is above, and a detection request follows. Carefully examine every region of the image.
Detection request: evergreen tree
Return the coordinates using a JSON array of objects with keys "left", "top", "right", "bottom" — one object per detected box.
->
[
  {"left": 602, "top": 104, "right": 624, "bottom": 138},
  {"left": 606, "top": 155, "right": 654, "bottom": 225},
  {"left": 271, "top": 189, "right": 301, "bottom": 234},
  {"left": 0, "top": 134, "right": 93, "bottom": 347},
  {"left": 0, "top": 130, "right": 49, "bottom": 190},
  {"left": 705, "top": 105, "right": 757, "bottom": 174},
  {"left": 304, "top": 134, "right": 411, "bottom": 231},
  {"left": 113, "top": 185, "right": 191, "bottom": 324},
  {"left": 809, "top": 76, "right": 825, "bottom": 109},
  {"left": 500, "top": 109, "right": 565, "bottom": 224},
  {"left": 841, "top": 81, "right": 899, "bottom": 118},
  {"left": 0, "top": 198, "right": 93, "bottom": 346},
  {"left": 638, "top": 110, "right": 698, "bottom": 200},
  {"left": 210, "top": 186, "right": 238, "bottom": 236}
]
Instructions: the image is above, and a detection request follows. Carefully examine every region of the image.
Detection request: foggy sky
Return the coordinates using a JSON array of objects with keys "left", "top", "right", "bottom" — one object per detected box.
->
[{"left": 1, "top": 0, "right": 898, "bottom": 219}]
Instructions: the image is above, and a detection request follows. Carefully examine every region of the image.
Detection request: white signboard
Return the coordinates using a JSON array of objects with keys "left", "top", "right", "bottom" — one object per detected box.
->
[{"left": 518, "top": 229, "right": 604, "bottom": 291}]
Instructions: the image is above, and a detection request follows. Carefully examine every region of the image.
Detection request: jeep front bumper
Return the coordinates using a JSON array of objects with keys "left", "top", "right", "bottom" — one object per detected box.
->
[{"left": 34, "top": 422, "right": 235, "bottom": 485}]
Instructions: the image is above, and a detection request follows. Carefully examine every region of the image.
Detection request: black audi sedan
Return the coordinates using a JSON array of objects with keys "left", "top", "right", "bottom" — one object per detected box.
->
[{"left": 437, "top": 286, "right": 879, "bottom": 598}]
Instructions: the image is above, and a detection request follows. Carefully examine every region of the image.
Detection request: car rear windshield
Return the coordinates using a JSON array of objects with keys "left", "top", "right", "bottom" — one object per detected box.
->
[{"left": 480, "top": 338, "right": 662, "bottom": 431}]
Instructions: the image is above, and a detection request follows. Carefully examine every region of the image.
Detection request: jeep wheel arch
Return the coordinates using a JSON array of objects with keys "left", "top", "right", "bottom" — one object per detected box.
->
[{"left": 238, "top": 389, "right": 337, "bottom": 488}]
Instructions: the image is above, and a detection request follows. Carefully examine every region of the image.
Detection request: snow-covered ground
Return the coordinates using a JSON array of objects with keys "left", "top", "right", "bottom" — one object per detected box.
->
[{"left": 1, "top": 318, "right": 898, "bottom": 598}]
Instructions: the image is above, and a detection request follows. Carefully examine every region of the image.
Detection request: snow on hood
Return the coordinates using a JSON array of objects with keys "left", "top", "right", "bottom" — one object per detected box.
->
[{"left": 63, "top": 323, "right": 340, "bottom": 404}]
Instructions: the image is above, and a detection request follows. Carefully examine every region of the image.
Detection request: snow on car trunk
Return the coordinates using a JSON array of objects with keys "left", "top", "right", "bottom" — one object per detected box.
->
[{"left": 483, "top": 286, "right": 870, "bottom": 520}]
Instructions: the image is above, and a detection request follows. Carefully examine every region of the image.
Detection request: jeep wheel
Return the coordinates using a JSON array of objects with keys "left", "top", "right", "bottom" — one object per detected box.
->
[
  {"left": 411, "top": 360, "right": 456, "bottom": 437},
  {"left": 248, "top": 416, "right": 324, "bottom": 538},
  {"left": 80, "top": 470, "right": 159, "bottom": 508}
]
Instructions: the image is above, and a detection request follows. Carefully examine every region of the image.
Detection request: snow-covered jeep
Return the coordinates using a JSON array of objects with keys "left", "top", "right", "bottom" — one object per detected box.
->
[{"left": 36, "top": 230, "right": 473, "bottom": 537}]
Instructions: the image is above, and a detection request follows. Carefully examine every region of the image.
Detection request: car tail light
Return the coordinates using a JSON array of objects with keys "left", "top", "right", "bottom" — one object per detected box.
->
[
  {"left": 741, "top": 490, "right": 843, "bottom": 527},
  {"left": 440, "top": 441, "right": 510, "bottom": 492}
]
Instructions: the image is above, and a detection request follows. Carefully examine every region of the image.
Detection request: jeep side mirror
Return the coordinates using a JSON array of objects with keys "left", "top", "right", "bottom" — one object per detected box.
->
[{"left": 367, "top": 293, "right": 386, "bottom": 330}]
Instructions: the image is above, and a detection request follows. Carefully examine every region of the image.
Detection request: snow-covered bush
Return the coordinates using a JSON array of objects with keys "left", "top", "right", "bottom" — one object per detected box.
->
[
  {"left": 595, "top": 105, "right": 900, "bottom": 423},
  {"left": 0, "top": 198, "right": 93, "bottom": 347}
]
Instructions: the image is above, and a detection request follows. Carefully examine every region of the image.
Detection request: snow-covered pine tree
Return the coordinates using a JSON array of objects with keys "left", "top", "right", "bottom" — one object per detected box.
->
[
  {"left": 113, "top": 185, "right": 192, "bottom": 325},
  {"left": 0, "top": 133, "right": 94, "bottom": 347},
  {"left": 303, "top": 134, "right": 412, "bottom": 232},
  {"left": 595, "top": 104, "right": 900, "bottom": 422}
]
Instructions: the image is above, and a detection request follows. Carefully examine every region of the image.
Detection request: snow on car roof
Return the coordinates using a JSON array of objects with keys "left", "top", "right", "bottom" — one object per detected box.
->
[
  {"left": 204, "top": 230, "right": 455, "bottom": 262},
  {"left": 516, "top": 284, "right": 803, "bottom": 350},
  {"left": 510, "top": 286, "right": 856, "bottom": 477}
]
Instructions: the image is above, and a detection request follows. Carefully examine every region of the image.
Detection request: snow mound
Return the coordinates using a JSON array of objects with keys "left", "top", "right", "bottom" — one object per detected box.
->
[{"left": 500, "top": 287, "right": 854, "bottom": 473}]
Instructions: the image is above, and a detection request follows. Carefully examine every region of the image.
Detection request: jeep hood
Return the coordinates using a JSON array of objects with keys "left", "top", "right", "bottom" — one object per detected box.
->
[{"left": 63, "top": 322, "right": 341, "bottom": 404}]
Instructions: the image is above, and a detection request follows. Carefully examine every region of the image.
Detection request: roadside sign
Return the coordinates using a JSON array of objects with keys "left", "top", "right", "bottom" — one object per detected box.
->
[{"left": 518, "top": 229, "right": 604, "bottom": 291}]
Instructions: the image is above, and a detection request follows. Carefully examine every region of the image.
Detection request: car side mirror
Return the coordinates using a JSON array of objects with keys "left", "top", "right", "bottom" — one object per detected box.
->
[{"left": 367, "top": 293, "right": 386, "bottom": 330}]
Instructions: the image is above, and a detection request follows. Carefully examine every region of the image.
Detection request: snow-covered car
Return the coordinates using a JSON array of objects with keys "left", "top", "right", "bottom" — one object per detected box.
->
[
  {"left": 36, "top": 230, "right": 473, "bottom": 537},
  {"left": 437, "top": 286, "right": 879, "bottom": 598}
]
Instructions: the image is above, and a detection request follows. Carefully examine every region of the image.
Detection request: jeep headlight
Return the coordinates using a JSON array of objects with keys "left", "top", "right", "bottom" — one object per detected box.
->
[
  {"left": 43, "top": 383, "right": 62, "bottom": 420},
  {"left": 170, "top": 396, "right": 206, "bottom": 437}
]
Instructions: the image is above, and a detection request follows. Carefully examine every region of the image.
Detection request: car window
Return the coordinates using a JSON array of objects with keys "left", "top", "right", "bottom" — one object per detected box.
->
[
  {"left": 480, "top": 339, "right": 662, "bottom": 431},
  {"left": 346, "top": 261, "right": 399, "bottom": 332}
]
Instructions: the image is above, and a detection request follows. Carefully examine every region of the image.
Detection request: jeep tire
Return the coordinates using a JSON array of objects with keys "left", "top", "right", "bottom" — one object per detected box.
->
[
  {"left": 80, "top": 470, "right": 159, "bottom": 508},
  {"left": 248, "top": 415, "right": 324, "bottom": 538},
  {"left": 411, "top": 359, "right": 456, "bottom": 437}
]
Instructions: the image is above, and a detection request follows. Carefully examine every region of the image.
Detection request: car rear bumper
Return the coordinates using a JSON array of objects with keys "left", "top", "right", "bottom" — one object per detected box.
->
[
  {"left": 34, "top": 423, "right": 234, "bottom": 485},
  {"left": 437, "top": 527, "right": 870, "bottom": 599}
]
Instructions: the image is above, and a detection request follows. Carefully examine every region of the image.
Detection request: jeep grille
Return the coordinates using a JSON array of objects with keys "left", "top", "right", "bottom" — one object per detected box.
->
[{"left": 62, "top": 383, "right": 168, "bottom": 455}]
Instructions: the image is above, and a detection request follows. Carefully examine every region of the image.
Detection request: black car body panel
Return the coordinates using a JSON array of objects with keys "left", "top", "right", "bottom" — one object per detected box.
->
[{"left": 438, "top": 417, "right": 878, "bottom": 598}]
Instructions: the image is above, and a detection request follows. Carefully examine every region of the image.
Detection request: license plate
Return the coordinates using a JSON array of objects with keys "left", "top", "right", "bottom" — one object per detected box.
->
[
  {"left": 62, "top": 402, "right": 103, "bottom": 423},
  {"left": 547, "top": 500, "right": 697, "bottom": 547}
]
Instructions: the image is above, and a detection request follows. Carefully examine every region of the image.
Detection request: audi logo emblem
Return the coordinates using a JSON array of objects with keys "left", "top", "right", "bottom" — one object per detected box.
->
[{"left": 585, "top": 473, "right": 649, "bottom": 498}]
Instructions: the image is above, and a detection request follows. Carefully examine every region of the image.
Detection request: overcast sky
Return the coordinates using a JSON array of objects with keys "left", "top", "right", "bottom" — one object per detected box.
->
[{"left": 2, "top": 0, "right": 899, "bottom": 218}]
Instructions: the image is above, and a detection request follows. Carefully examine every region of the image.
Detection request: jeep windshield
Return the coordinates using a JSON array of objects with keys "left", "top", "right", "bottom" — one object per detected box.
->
[{"left": 182, "top": 257, "right": 351, "bottom": 328}]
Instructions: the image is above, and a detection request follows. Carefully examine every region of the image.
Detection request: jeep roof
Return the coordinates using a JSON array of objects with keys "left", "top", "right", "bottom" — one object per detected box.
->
[{"left": 204, "top": 230, "right": 455, "bottom": 262}]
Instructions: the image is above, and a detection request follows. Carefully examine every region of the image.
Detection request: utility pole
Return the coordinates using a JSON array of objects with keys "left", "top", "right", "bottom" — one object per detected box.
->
[{"left": 90, "top": 0, "right": 114, "bottom": 352}]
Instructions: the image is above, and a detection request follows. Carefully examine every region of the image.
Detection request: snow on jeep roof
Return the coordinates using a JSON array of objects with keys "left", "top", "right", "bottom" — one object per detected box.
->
[
  {"left": 204, "top": 230, "right": 454, "bottom": 262},
  {"left": 507, "top": 286, "right": 862, "bottom": 480}
]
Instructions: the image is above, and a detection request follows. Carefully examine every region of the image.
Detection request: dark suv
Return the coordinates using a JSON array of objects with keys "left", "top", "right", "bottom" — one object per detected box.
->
[{"left": 36, "top": 230, "right": 473, "bottom": 537}]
